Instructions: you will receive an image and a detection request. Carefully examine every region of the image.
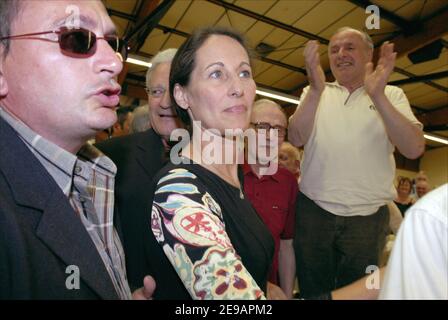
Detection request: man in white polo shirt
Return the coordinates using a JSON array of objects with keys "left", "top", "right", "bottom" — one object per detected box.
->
[{"left": 288, "top": 27, "right": 424, "bottom": 298}]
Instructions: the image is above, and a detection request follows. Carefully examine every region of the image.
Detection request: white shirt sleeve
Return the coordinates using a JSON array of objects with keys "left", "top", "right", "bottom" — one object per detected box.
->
[
  {"left": 379, "top": 184, "right": 448, "bottom": 299},
  {"left": 385, "top": 86, "right": 423, "bottom": 129}
]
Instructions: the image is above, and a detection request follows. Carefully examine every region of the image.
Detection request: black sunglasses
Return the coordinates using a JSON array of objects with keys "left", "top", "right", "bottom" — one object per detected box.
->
[{"left": 0, "top": 27, "right": 128, "bottom": 60}]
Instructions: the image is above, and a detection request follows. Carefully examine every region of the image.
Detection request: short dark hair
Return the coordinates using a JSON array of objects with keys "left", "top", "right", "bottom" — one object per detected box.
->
[
  {"left": 0, "top": 0, "right": 22, "bottom": 58},
  {"left": 169, "top": 26, "right": 253, "bottom": 127}
]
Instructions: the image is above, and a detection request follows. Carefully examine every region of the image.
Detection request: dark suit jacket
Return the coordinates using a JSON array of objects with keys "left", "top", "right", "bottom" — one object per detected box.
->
[
  {"left": 96, "top": 129, "right": 191, "bottom": 299},
  {"left": 0, "top": 117, "right": 119, "bottom": 299}
]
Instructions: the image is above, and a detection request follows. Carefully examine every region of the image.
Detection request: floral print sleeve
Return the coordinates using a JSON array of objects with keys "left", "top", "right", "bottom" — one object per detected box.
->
[{"left": 151, "top": 168, "right": 265, "bottom": 300}]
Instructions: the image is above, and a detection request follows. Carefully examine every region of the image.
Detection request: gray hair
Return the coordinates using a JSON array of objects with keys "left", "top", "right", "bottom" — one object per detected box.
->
[
  {"left": 130, "top": 105, "right": 151, "bottom": 133},
  {"left": 145, "top": 48, "right": 177, "bottom": 89},
  {"left": 333, "top": 27, "right": 374, "bottom": 50},
  {"left": 0, "top": 0, "right": 23, "bottom": 58},
  {"left": 252, "top": 98, "right": 287, "bottom": 120}
]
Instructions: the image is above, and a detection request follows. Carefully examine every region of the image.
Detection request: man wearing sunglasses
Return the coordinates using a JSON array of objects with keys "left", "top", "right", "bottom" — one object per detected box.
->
[{"left": 0, "top": 0, "right": 153, "bottom": 299}]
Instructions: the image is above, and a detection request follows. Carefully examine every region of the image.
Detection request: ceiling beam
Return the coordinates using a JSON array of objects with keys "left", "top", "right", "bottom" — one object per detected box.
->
[
  {"left": 115, "top": 0, "right": 167, "bottom": 85},
  {"left": 155, "top": 25, "right": 308, "bottom": 77},
  {"left": 107, "top": 9, "right": 136, "bottom": 22},
  {"left": 348, "top": 0, "right": 420, "bottom": 33},
  {"left": 125, "top": 0, "right": 175, "bottom": 50},
  {"left": 394, "top": 67, "right": 448, "bottom": 93},
  {"left": 383, "top": 7, "right": 448, "bottom": 59},
  {"left": 416, "top": 107, "right": 448, "bottom": 128},
  {"left": 157, "top": 2, "right": 447, "bottom": 96},
  {"left": 257, "top": 56, "right": 306, "bottom": 75},
  {"left": 389, "top": 71, "right": 448, "bottom": 86},
  {"left": 110, "top": 1, "right": 161, "bottom": 85},
  {"left": 156, "top": 24, "right": 187, "bottom": 37},
  {"left": 206, "top": 0, "right": 329, "bottom": 44},
  {"left": 116, "top": 1, "right": 447, "bottom": 105}
]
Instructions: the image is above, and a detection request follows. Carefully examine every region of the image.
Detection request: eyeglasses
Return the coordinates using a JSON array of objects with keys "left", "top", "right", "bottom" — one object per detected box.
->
[
  {"left": 145, "top": 86, "right": 167, "bottom": 98},
  {"left": 0, "top": 27, "right": 128, "bottom": 61},
  {"left": 251, "top": 122, "right": 287, "bottom": 137}
]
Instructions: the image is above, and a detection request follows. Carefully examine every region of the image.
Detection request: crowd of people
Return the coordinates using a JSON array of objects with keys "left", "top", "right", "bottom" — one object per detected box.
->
[{"left": 0, "top": 0, "right": 446, "bottom": 300}]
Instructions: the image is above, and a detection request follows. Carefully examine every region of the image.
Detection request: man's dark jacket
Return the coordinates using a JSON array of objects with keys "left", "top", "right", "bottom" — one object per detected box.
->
[{"left": 0, "top": 117, "right": 118, "bottom": 299}]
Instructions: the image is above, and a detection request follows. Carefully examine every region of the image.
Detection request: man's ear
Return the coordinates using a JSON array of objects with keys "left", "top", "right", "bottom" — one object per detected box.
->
[{"left": 173, "top": 83, "right": 189, "bottom": 110}]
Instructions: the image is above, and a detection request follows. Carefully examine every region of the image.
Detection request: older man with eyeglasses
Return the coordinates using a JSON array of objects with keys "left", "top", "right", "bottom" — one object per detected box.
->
[
  {"left": 243, "top": 99, "right": 298, "bottom": 299},
  {"left": 0, "top": 0, "right": 153, "bottom": 299},
  {"left": 95, "top": 48, "right": 185, "bottom": 296}
]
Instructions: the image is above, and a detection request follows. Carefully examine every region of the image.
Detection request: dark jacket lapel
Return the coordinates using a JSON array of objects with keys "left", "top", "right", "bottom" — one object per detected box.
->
[
  {"left": 135, "top": 129, "right": 166, "bottom": 179},
  {"left": 0, "top": 117, "right": 119, "bottom": 299}
]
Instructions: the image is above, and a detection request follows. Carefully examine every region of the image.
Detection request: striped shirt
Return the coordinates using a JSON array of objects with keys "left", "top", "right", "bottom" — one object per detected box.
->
[{"left": 0, "top": 108, "right": 132, "bottom": 299}]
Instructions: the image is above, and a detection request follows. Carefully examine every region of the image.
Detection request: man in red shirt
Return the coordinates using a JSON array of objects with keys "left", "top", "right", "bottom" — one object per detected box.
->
[{"left": 244, "top": 99, "right": 298, "bottom": 298}]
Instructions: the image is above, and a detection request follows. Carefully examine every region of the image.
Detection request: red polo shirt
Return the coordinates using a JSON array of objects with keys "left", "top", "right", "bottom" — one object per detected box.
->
[{"left": 243, "top": 163, "right": 298, "bottom": 284}]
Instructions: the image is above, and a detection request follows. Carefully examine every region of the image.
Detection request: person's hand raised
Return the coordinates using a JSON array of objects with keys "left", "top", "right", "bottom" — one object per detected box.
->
[
  {"left": 303, "top": 40, "right": 326, "bottom": 94},
  {"left": 364, "top": 41, "right": 396, "bottom": 98}
]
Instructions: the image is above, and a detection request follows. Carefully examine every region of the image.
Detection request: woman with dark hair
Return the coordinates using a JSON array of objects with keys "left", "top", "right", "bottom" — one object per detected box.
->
[
  {"left": 394, "top": 177, "right": 415, "bottom": 216},
  {"left": 148, "top": 27, "right": 275, "bottom": 300}
]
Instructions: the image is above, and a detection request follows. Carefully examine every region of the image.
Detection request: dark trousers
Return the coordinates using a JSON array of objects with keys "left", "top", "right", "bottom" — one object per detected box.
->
[{"left": 294, "top": 192, "right": 389, "bottom": 298}]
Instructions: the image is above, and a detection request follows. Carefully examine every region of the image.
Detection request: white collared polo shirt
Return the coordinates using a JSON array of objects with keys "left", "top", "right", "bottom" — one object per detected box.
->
[{"left": 298, "top": 82, "right": 422, "bottom": 216}]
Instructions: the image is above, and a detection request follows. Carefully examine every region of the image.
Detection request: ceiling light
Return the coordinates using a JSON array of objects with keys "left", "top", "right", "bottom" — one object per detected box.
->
[
  {"left": 424, "top": 133, "right": 448, "bottom": 145},
  {"left": 126, "top": 54, "right": 152, "bottom": 68},
  {"left": 256, "top": 88, "right": 300, "bottom": 105}
]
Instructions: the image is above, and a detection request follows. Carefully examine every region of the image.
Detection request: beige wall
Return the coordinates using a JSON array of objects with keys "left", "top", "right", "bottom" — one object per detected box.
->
[{"left": 420, "top": 146, "right": 448, "bottom": 189}]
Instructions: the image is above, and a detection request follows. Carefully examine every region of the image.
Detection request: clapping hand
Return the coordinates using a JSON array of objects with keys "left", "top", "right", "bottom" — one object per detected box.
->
[
  {"left": 303, "top": 40, "right": 326, "bottom": 94},
  {"left": 364, "top": 41, "right": 396, "bottom": 98}
]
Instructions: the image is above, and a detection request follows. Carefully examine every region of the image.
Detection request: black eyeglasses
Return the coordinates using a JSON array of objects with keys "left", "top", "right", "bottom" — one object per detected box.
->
[
  {"left": 0, "top": 27, "right": 128, "bottom": 61},
  {"left": 251, "top": 122, "right": 287, "bottom": 137}
]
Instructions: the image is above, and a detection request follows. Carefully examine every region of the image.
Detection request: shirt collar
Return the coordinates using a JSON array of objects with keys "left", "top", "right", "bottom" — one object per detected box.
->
[
  {"left": 329, "top": 80, "right": 365, "bottom": 93},
  {"left": 0, "top": 107, "right": 116, "bottom": 188},
  {"left": 242, "top": 162, "right": 281, "bottom": 182}
]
